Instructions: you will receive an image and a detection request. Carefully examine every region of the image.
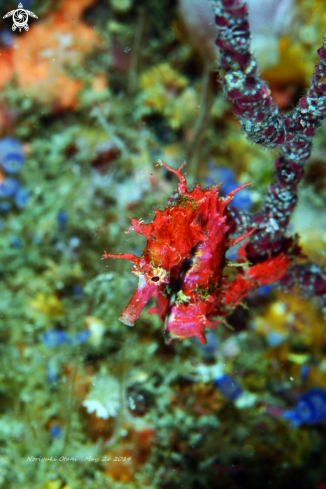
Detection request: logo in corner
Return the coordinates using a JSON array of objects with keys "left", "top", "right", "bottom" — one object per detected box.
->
[{"left": 3, "top": 3, "right": 38, "bottom": 32}]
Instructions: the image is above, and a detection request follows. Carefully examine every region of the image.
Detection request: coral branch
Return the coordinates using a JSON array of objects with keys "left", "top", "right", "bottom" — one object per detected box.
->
[
  {"left": 210, "top": 0, "right": 326, "bottom": 259},
  {"left": 279, "top": 263, "right": 326, "bottom": 315}
]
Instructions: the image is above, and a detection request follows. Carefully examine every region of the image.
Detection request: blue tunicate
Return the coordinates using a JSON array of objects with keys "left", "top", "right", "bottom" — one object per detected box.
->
[
  {"left": 221, "top": 179, "right": 252, "bottom": 210},
  {"left": 225, "top": 248, "right": 238, "bottom": 261},
  {"left": 0, "top": 202, "right": 11, "bottom": 212},
  {"left": 300, "top": 364, "right": 310, "bottom": 381},
  {"left": 21, "top": 0, "right": 33, "bottom": 8},
  {"left": 0, "top": 29, "right": 14, "bottom": 47},
  {"left": 43, "top": 330, "right": 71, "bottom": 348},
  {"left": 204, "top": 163, "right": 252, "bottom": 210},
  {"left": 75, "top": 330, "right": 90, "bottom": 344},
  {"left": 230, "top": 187, "right": 252, "bottom": 210},
  {"left": 58, "top": 212, "right": 68, "bottom": 232},
  {"left": 72, "top": 285, "right": 83, "bottom": 296},
  {"left": 197, "top": 329, "right": 219, "bottom": 355},
  {"left": 47, "top": 358, "right": 59, "bottom": 382},
  {"left": 14, "top": 187, "right": 29, "bottom": 208},
  {"left": 43, "top": 329, "right": 90, "bottom": 348},
  {"left": 204, "top": 164, "right": 234, "bottom": 187},
  {"left": 10, "top": 236, "right": 21, "bottom": 247},
  {"left": 283, "top": 388, "right": 326, "bottom": 426},
  {"left": 213, "top": 374, "right": 243, "bottom": 401},
  {"left": 50, "top": 425, "right": 62, "bottom": 437},
  {"left": 256, "top": 284, "right": 273, "bottom": 296},
  {"left": 0, "top": 137, "right": 24, "bottom": 173},
  {"left": 266, "top": 331, "right": 285, "bottom": 347},
  {"left": 0, "top": 177, "right": 20, "bottom": 198}
]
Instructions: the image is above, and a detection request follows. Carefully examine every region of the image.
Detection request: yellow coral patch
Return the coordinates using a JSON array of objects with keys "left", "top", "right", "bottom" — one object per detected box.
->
[
  {"left": 140, "top": 63, "right": 187, "bottom": 91},
  {"left": 30, "top": 292, "right": 64, "bottom": 319},
  {"left": 41, "top": 482, "right": 62, "bottom": 489},
  {"left": 253, "top": 292, "right": 325, "bottom": 348}
]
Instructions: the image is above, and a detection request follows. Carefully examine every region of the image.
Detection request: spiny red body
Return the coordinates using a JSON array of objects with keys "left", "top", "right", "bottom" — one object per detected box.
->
[{"left": 103, "top": 161, "right": 291, "bottom": 343}]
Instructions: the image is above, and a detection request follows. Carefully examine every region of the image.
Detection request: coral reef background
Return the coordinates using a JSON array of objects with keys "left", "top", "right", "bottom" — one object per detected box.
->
[{"left": 0, "top": 0, "right": 326, "bottom": 488}]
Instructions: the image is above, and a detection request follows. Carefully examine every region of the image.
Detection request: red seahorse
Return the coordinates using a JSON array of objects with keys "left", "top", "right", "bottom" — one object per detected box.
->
[{"left": 103, "top": 161, "right": 292, "bottom": 343}]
